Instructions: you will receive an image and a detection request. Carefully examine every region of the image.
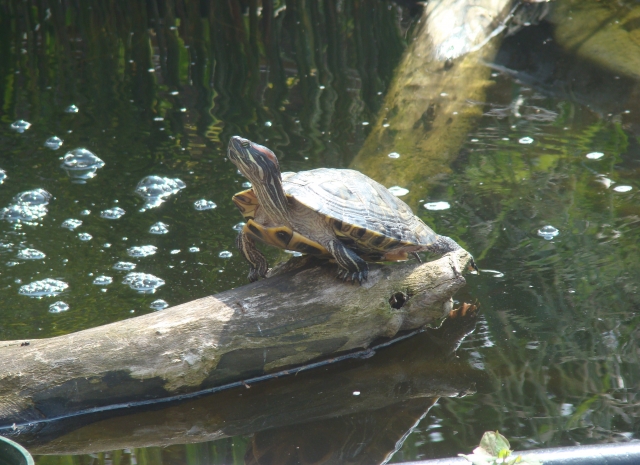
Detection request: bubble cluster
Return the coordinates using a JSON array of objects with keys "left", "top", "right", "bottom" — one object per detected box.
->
[
  {"left": 49, "top": 301, "right": 70, "bottom": 313},
  {"left": 0, "top": 169, "right": 6, "bottom": 184},
  {"left": 44, "top": 136, "right": 64, "bottom": 150},
  {"left": 537, "top": 225, "right": 559, "bottom": 240},
  {"left": 0, "top": 188, "right": 52, "bottom": 224},
  {"left": 135, "top": 176, "right": 186, "bottom": 211},
  {"left": 150, "top": 299, "right": 169, "bottom": 310},
  {"left": 19, "top": 278, "right": 69, "bottom": 298},
  {"left": 127, "top": 245, "right": 157, "bottom": 257},
  {"left": 78, "top": 232, "right": 93, "bottom": 241},
  {"left": 100, "top": 207, "right": 126, "bottom": 219},
  {"left": 93, "top": 275, "right": 113, "bottom": 285},
  {"left": 10, "top": 120, "right": 31, "bottom": 133},
  {"left": 194, "top": 199, "right": 217, "bottom": 211},
  {"left": 113, "top": 261, "right": 136, "bottom": 271},
  {"left": 123, "top": 272, "right": 165, "bottom": 293},
  {"left": 17, "top": 248, "right": 46, "bottom": 260},
  {"left": 61, "top": 148, "right": 105, "bottom": 182},
  {"left": 61, "top": 219, "right": 83, "bottom": 230},
  {"left": 149, "top": 222, "right": 169, "bottom": 234}
]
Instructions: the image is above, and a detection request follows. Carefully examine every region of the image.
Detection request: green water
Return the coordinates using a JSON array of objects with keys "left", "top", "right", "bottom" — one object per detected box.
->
[{"left": 1, "top": 0, "right": 640, "bottom": 463}]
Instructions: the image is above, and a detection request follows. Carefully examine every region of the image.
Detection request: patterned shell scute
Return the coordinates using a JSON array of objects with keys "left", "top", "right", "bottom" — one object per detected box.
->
[{"left": 283, "top": 168, "right": 438, "bottom": 247}]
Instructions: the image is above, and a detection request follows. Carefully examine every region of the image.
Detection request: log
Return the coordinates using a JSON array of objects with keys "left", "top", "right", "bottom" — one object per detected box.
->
[
  {"left": 350, "top": 0, "right": 513, "bottom": 206},
  {"left": 0, "top": 249, "right": 473, "bottom": 427},
  {"left": 17, "top": 304, "right": 482, "bottom": 457}
]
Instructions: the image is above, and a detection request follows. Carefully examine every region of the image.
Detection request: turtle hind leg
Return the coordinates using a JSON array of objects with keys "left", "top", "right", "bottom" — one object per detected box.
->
[
  {"left": 327, "top": 240, "right": 369, "bottom": 284},
  {"left": 236, "top": 230, "right": 269, "bottom": 282}
]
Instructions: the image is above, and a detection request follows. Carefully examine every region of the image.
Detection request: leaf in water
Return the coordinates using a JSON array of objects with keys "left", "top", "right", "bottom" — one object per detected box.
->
[{"left": 460, "top": 431, "right": 544, "bottom": 465}]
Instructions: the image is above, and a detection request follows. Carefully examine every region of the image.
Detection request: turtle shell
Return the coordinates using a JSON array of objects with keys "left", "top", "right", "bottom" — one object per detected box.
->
[{"left": 282, "top": 168, "right": 439, "bottom": 254}]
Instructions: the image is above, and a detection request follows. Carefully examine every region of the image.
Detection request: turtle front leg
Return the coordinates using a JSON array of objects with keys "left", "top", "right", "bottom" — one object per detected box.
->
[
  {"left": 327, "top": 240, "right": 369, "bottom": 283},
  {"left": 236, "top": 230, "right": 269, "bottom": 282}
]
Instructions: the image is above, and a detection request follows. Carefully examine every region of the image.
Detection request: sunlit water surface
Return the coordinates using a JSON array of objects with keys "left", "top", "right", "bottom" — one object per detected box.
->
[{"left": 1, "top": 1, "right": 639, "bottom": 464}]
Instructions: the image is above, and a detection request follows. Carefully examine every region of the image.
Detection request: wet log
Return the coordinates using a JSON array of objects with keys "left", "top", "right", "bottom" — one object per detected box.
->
[
  {"left": 18, "top": 304, "right": 481, "bottom": 457},
  {"left": 0, "top": 249, "right": 473, "bottom": 428}
]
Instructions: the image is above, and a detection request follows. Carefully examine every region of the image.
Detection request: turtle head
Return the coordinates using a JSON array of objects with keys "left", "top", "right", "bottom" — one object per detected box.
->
[
  {"left": 228, "top": 136, "right": 281, "bottom": 182},
  {"left": 228, "top": 136, "right": 291, "bottom": 225}
]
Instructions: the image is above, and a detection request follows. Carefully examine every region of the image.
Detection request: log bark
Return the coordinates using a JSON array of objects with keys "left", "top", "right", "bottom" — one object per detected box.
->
[{"left": 0, "top": 249, "right": 473, "bottom": 427}]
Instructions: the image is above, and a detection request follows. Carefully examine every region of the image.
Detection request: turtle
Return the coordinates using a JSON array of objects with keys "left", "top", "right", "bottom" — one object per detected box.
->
[{"left": 228, "top": 136, "right": 476, "bottom": 283}]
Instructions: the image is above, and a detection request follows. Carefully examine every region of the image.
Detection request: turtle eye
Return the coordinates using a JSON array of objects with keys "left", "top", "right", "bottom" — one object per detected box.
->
[{"left": 241, "top": 140, "right": 251, "bottom": 148}]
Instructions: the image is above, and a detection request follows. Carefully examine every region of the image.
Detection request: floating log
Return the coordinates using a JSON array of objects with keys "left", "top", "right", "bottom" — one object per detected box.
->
[{"left": 0, "top": 249, "right": 473, "bottom": 428}]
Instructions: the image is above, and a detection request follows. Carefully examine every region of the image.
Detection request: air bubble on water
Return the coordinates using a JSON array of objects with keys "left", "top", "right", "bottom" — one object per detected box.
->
[
  {"left": 49, "top": 301, "right": 70, "bottom": 313},
  {"left": 537, "top": 225, "right": 559, "bottom": 240},
  {"left": 170, "top": 91, "right": 179, "bottom": 96},
  {"left": 17, "top": 248, "right": 46, "bottom": 260},
  {"left": 613, "top": 185, "right": 632, "bottom": 193},
  {"left": 0, "top": 169, "right": 5, "bottom": 184},
  {"left": 264, "top": 121, "right": 272, "bottom": 127},
  {"left": 219, "top": 250, "right": 232, "bottom": 258},
  {"left": 61, "top": 148, "right": 105, "bottom": 182},
  {"left": 149, "top": 222, "right": 169, "bottom": 234},
  {"left": 65, "top": 104, "right": 79, "bottom": 113},
  {"left": 233, "top": 222, "right": 246, "bottom": 232},
  {"left": 93, "top": 275, "right": 113, "bottom": 285},
  {"left": 44, "top": 136, "right": 64, "bottom": 150},
  {"left": 242, "top": 182, "right": 252, "bottom": 188},
  {"left": 10, "top": 120, "right": 31, "bottom": 133},
  {"left": 135, "top": 176, "right": 186, "bottom": 211},
  {"left": 104, "top": 243, "right": 112, "bottom": 248},
  {"left": 127, "top": 245, "right": 157, "bottom": 257},
  {"left": 0, "top": 188, "right": 52, "bottom": 224},
  {"left": 113, "top": 261, "right": 136, "bottom": 271},
  {"left": 424, "top": 201, "right": 451, "bottom": 211},
  {"left": 170, "top": 249, "right": 180, "bottom": 255},
  {"left": 518, "top": 136, "right": 534, "bottom": 144},
  {"left": 150, "top": 299, "right": 169, "bottom": 311},
  {"left": 481, "top": 269, "right": 505, "bottom": 278},
  {"left": 123, "top": 272, "right": 165, "bottom": 293},
  {"left": 194, "top": 199, "right": 217, "bottom": 211},
  {"left": 153, "top": 116, "right": 164, "bottom": 122},
  {"left": 6, "top": 261, "right": 19, "bottom": 267},
  {"left": 388, "top": 186, "right": 409, "bottom": 197},
  {"left": 388, "top": 152, "right": 400, "bottom": 159},
  {"left": 595, "top": 176, "right": 614, "bottom": 188},
  {"left": 19, "top": 278, "right": 68, "bottom": 298},
  {"left": 284, "top": 250, "right": 303, "bottom": 257},
  {"left": 189, "top": 247, "right": 200, "bottom": 252},
  {"left": 78, "top": 232, "right": 93, "bottom": 241},
  {"left": 382, "top": 123, "right": 390, "bottom": 128},
  {"left": 586, "top": 152, "right": 604, "bottom": 160},
  {"left": 100, "top": 207, "right": 126, "bottom": 219},
  {"left": 362, "top": 121, "right": 369, "bottom": 126},
  {"left": 80, "top": 209, "right": 91, "bottom": 216},
  {"left": 61, "top": 219, "right": 82, "bottom": 230}
]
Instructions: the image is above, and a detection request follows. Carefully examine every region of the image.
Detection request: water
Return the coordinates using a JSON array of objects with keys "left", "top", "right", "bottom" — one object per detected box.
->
[{"left": 1, "top": 1, "right": 639, "bottom": 463}]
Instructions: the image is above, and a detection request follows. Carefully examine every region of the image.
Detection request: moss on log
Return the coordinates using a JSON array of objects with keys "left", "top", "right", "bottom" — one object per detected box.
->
[{"left": 0, "top": 249, "right": 473, "bottom": 427}]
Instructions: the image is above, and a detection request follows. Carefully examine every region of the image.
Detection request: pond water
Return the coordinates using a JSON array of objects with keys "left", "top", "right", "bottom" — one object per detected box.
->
[{"left": 1, "top": 0, "right": 639, "bottom": 463}]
